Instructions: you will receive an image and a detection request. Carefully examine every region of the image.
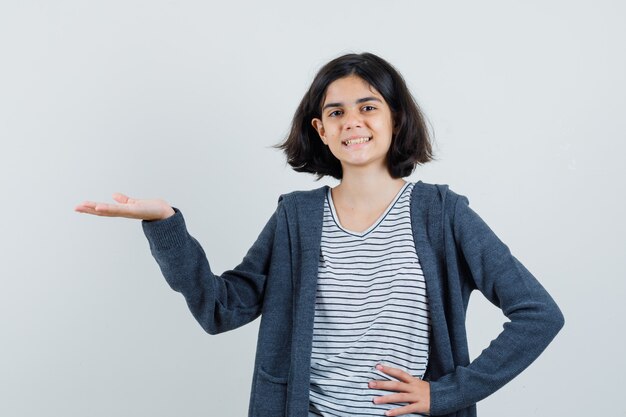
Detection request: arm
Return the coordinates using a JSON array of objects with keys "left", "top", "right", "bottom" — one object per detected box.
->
[
  {"left": 75, "top": 192, "right": 282, "bottom": 334},
  {"left": 428, "top": 194, "right": 565, "bottom": 415},
  {"left": 141, "top": 199, "right": 283, "bottom": 335}
]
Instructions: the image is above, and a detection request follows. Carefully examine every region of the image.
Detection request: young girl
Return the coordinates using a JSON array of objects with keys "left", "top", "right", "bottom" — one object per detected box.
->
[{"left": 75, "top": 52, "right": 564, "bottom": 417}]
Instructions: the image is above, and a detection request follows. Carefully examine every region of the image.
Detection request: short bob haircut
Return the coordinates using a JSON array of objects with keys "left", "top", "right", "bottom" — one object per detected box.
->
[{"left": 277, "top": 52, "right": 434, "bottom": 180}]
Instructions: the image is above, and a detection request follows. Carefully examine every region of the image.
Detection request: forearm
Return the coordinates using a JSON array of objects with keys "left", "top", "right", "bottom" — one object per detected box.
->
[
  {"left": 142, "top": 208, "right": 272, "bottom": 334},
  {"left": 429, "top": 282, "right": 564, "bottom": 415},
  {"left": 428, "top": 192, "right": 565, "bottom": 415}
]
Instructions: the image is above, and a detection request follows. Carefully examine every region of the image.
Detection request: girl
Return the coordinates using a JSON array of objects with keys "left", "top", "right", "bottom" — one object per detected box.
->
[{"left": 75, "top": 52, "right": 564, "bottom": 417}]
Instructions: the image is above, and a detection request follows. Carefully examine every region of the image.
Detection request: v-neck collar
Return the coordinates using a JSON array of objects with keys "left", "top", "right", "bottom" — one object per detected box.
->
[{"left": 326, "top": 181, "right": 410, "bottom": 237}]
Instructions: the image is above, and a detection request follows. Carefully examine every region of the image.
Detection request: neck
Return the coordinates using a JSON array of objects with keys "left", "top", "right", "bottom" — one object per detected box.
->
[{"left": 334, "top": 165, "right": 406, "bottom": 206}]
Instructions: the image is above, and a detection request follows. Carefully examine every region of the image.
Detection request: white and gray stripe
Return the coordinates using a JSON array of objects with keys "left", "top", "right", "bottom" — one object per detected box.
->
[{"left": 308, "top": 182, "right": 430, "bottom": 417}]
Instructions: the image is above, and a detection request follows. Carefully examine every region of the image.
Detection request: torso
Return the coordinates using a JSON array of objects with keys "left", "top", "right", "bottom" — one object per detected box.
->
[{"left": 309, "top": 182, "right": 431, "bottom": 416}]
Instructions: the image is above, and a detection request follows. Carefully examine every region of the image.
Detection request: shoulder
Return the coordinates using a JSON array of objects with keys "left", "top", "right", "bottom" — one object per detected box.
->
[
  {"left": 411, "top": 180, "right": 469, "bottom": 215},
  {"left": 276, "top": 185, "right": 328, "bottom": 207},
  {"left": 269, "top": 186, "right": 329, "bottom": 228}
]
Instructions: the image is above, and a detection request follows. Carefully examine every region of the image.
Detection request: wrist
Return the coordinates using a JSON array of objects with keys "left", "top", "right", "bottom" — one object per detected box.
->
[{"left": 161, "top": 206, "right": 176, "bottom": 220}]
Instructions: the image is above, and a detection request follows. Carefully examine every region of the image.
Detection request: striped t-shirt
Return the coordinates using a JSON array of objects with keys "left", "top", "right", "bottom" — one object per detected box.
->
[{"left": 308, "top": 182, "right": 430, "bottom": 417}]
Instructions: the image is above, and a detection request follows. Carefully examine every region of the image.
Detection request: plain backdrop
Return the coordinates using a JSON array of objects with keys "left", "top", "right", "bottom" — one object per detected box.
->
[{"left": 1, "top": 1, "right": 624, "bottom": 416}]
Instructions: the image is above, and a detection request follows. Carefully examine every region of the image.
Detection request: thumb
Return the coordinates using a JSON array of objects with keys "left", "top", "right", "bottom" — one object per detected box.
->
[{"left": 112, "top": 192, "right": 133, "bottom": 204}]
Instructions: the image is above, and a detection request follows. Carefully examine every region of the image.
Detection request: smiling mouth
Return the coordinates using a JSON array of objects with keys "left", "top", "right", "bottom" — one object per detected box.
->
[{"left": 342, "top": 136, "right": 371, "bottom": 146}]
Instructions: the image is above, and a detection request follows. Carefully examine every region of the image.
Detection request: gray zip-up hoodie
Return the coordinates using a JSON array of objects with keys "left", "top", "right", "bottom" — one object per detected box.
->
[{"left": 142, "top": 181, "right": 564, "bottom": 416}]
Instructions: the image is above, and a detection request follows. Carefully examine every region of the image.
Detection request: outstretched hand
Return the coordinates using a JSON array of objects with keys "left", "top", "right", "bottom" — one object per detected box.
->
[
  {"left": 370, "top": 364, "right": 431, "bottom": 416},
  {"left": 74, "top": 193, "right": 175, "bottom": 221}
]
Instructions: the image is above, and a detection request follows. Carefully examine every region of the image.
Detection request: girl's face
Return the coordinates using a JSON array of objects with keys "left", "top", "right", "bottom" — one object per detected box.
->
[{"left": 311, "top": 75, "right": 395, "bottom": 176}]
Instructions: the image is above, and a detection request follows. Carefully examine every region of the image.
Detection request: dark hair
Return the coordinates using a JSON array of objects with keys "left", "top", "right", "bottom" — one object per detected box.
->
[{"left": 276, "top": 52, "right": 435, "bottom": 180}]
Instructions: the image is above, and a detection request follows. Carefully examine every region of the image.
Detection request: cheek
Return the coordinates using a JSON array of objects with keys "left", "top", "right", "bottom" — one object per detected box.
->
[
  {"left": 322, "top": 122, "right": 341, "bottom": 138},
  {"left": 375, "top": 119, "right": 394, "bottom": 137}
]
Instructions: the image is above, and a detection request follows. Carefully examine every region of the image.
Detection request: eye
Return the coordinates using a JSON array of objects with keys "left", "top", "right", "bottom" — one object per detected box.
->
[
  {"left": 362, "top": 105, "right": 377, "bottom": 112},
  {"left": 328, "top": 109, "right": 343, "bottom": 117}
]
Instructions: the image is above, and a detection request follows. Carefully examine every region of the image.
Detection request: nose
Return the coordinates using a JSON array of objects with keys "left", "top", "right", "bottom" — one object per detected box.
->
[{"left": 343, "top": 108, "right": 363, "bottom": 130}]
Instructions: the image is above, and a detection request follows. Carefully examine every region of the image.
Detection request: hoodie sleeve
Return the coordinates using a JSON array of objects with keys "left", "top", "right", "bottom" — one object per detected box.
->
[
  {"left": 428, "top": 193, "right": 565, "bottom": 416},
  {"left": 141, "top": 197, "right": 285, "bottom": 335}
]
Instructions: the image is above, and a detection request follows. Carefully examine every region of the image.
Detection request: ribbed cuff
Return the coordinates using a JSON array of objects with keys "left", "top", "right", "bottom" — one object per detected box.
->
[
  {"left": 429, "top": 378, "right": 466, "bottom": 416},
  {"left": 141, "top": 207, "right": 188, "bottom": 251}
]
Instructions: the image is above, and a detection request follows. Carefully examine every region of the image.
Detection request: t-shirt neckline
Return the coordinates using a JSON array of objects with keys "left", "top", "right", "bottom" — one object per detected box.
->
[{"left": 326, "top": 181, "right": 411, "bottom": 237}]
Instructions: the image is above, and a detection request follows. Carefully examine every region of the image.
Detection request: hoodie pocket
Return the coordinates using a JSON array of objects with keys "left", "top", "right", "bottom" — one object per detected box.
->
[{"left": 251, "top": 367, "right": 288, "bottom": 416}]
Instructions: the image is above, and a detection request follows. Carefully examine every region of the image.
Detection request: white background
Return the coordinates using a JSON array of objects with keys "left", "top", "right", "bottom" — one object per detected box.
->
[{"left": 1, "top": 1, "right": 624, "bottom": 416}]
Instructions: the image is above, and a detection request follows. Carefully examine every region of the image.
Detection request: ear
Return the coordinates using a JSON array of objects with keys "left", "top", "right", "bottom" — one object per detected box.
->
[
  {"left": 311, "top": 118, "right": 327, "bottom": 145},
  {"left": 392, "top": 113, "right": 400, "bottom": 135}
]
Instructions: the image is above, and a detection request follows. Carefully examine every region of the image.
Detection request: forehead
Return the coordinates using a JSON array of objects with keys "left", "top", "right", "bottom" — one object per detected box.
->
[{"left": 322, "top": 75, "right": 383, "bottom": 104}]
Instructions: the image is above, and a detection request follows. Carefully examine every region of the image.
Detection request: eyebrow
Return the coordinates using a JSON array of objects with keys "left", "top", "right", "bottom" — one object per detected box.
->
[{"left": 322, "top": 96, "right": 382, "bottom": 111}]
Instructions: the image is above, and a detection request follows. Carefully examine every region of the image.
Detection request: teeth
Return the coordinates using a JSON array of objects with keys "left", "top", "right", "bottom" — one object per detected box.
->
[{"left": 344, "top": 137, "right": 370, "bottom": 145}]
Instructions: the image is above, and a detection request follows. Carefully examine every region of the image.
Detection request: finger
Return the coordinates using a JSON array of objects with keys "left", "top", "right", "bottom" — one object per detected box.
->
[
  {"left": 372, "top": 392, "right": 412, "bottom": 405},
  {"left": 76, "top": 201, "right": 98, "bottom": 209},
  {"left": 376, "top": 364, "right": 414, "bottom": 383},
  {"left": 74, "top": 205, "right": 97, "bottom": 214},
  {"left": 94, "top": 202, "right": 132, "bottom": 216},
  {"left": 369, "top": 379, "right": 406, "bottom": 392},
  {"left": 75, "top": 201, "right": 102, "bottom": 214},
  {"left": 74, "top": 201, "right": 139, "bottom": 218},
  {"left": 384, "top": 402, "right": 422, "bottom": 417},
  {"left": 75, "top": 200, "right": 123, "bottom": 213},
  {"left": 74, "top": 206, "right": 110, "bottom": 216}
]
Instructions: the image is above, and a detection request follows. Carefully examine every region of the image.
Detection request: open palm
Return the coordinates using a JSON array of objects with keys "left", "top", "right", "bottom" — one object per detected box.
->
[{"left": 74, "top": 193, "right": 175, "bottom": 221}]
